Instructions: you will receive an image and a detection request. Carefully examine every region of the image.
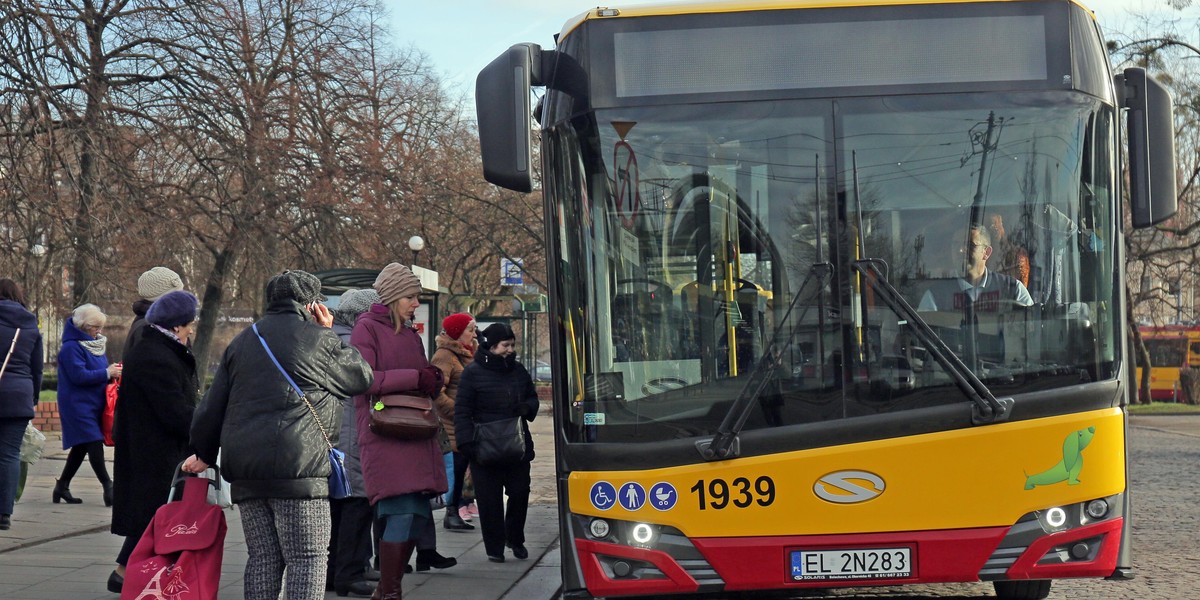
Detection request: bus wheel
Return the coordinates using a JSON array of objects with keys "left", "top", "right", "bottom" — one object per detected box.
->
[{"left": 993, "top": 579, "right": 1051, "bottom": 600}]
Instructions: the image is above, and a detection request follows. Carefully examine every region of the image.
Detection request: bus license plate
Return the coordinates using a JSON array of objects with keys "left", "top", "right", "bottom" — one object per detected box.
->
[{"left": 790, "top": 547, "right": 912, "bottom": 581}]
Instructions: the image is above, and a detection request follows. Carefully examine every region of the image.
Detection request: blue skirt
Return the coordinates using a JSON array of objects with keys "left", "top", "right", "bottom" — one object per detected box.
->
[
  {"left": 374, "top": 493, "right": 432, "bottom": 519},
  {"left": 375, "top": 493, "right": 433, "bottom": 542}
]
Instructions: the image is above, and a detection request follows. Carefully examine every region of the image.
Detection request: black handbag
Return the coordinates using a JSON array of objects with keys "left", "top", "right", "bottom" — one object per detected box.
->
[{"left": 473, "top": 417, "right": 526, "bottom": 466}]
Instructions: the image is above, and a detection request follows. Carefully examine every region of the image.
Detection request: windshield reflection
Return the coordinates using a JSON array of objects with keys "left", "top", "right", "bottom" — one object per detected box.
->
[{"left": 548, "top": 93, "right": 1117, "bottom": 444}]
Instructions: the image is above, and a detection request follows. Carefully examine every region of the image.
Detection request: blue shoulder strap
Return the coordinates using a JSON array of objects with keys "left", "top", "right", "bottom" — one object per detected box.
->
[
  {"left": 252, "top": 323, "right": 336, "bottom": 451},
  {"left": 252, "top": 323, "right": 305, "bottom": 399}
]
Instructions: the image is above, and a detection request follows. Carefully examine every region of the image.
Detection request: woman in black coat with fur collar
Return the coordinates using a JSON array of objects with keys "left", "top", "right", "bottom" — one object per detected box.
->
[{"left": 108, "top": 291, "right": 200, "bottom": 593}]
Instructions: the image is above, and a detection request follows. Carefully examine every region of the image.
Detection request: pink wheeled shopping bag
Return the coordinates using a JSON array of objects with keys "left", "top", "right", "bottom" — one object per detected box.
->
[{"left": 120, "top": 472, "right": 228, "bottom": 600}]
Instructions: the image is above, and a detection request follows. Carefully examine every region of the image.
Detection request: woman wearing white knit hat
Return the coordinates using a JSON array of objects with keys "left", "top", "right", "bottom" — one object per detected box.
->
[{"left": 122, "top": 266, "right": 184, "bottom": 359}]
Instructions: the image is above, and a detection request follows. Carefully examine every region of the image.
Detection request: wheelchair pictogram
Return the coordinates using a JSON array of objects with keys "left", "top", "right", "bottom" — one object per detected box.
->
[{"left": 590, "top": 481, "right": 617, "bottom": 511}]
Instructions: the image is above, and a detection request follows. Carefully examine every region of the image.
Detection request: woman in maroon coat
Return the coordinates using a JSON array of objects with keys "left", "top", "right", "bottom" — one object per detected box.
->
[{"left": 350, "top": 263, "right": 446, "bottom": 600}]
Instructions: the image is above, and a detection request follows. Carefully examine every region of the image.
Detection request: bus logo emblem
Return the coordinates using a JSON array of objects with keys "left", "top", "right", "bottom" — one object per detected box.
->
[{"left": 813, "top": 471, "right": 885, "bottom": 504}]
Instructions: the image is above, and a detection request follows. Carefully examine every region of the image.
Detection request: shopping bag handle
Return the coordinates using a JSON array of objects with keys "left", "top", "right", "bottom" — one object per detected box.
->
[{"left": 170, "top": 460, "right": 225, "bottom": 501}]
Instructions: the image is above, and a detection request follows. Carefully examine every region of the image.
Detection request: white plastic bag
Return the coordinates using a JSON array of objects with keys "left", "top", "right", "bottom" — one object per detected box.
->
[
  {"left": 19, "top": 422, "right": 45, "bottom": 464},
  {"left": 168, "top": 455, "right": 233, "bottom": 509}
]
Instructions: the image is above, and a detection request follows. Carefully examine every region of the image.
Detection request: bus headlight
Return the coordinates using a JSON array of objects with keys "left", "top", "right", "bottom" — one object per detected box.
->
[
  {"left": 1041, "top": 506, "right": 1068, "bottom": 531},
  {"left": 1085, "top": 498, "right": 1109, "bottom": 520},
  {"left": 631, "top": 523, "right": 656, "bottom": 546},
  {"left": 589, "top": 518, "right": 611, "bottom": 539}
]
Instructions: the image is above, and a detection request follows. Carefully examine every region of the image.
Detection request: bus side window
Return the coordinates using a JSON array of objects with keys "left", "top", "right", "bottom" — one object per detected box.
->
[{"left": 1190, "top": 342, "right": 1200, "bottom": 367}]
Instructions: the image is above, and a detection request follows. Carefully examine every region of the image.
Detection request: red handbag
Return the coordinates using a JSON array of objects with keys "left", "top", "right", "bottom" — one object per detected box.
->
[
  {"left": 102, "top": 371, "right": 120, "bottom": 447},
  {"left": 120, "top": 475, "right": 228, "bottom": 600}
]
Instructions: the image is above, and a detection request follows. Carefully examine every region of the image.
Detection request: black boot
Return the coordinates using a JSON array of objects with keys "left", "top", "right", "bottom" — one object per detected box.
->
[
  {"left": 53, "top": 479, "right": 82, "bottom": 504},
  {"left": 415, "top": 549, "right": 457, "bottom": 571},
  {"left": 443, "top": 507, "right": 474, "bottom": 531},
  {"left": 102, "top": 480, "right": 113, "bottom": 507}
]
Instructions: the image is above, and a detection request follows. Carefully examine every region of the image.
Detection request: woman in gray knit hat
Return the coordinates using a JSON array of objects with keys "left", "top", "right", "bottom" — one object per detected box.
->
[{"left": 327, "top": 289, "right": 382, "bottom": 597}]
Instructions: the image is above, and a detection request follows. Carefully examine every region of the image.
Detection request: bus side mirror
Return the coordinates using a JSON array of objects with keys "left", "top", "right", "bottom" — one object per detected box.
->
[
  {"left": 476, "top": 43, "right": 542, "bottom": 193},
  {"left": 1119, "top": 67, "right": 1177, "bottom": 228}
]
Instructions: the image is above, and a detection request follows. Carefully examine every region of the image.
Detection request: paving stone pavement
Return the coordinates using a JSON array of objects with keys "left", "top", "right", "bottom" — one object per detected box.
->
[
  {"left": 0, "top": 399, "right": 561, "bottom": 600},
  {"left": 4, "top": 407, "right": 1196, "bottom": 600}
]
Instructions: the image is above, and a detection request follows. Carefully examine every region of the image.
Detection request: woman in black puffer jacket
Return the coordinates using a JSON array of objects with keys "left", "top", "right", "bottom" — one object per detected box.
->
[
  {"left": 454, "top": 323, "right": 539, "bottom": 563},
  {"left": 185, "top": 270, "right": 372, "bottom": 600}
]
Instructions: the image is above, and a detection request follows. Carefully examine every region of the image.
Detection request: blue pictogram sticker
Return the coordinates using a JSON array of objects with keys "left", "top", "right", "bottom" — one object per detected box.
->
[
  {"left": 648, "top": 482, "right": 677, "bottom": 511},
  {"left": 618, "top": 482, "right": 646, "bottom": 511},
  {"left": 590, "top": 481, "right": 617, "bottom": 511}
]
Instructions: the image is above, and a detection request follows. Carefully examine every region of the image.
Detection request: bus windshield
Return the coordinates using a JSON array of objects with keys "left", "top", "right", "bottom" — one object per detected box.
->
[{"left": 549, "top": 91, "right": 1118, "bottom": 444}]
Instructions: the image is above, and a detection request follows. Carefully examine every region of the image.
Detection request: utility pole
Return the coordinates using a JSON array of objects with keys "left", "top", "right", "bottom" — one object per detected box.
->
[{"left": 964, "top": 111, "right": 1001, "bottom": 227}]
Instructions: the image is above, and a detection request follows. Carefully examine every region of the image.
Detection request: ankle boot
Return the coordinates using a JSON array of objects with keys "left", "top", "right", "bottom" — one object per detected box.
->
[
  {"left": 442, "top": 507, "right": 474, "bottom": 531},
  {"left": 415, "top": 548, "right": 457, "bottom": 571},
  {"left": 102, "top": 480, "right": 113, "bottom": 507},
  {"left": 53, "top": 479, "right": 82, "bottom": 504},
  {"left": 373, "top": 540, "right": 414, "bottom": 600}
]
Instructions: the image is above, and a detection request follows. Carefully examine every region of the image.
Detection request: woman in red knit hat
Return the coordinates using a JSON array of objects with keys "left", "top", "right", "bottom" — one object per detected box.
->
[{"left": 430, "top": 313, "right": 477, "bottom": 531}]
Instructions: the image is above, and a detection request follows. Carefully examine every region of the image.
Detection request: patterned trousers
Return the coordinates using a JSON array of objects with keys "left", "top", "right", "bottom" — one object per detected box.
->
[{"left": 239, "top": 497, "right": 332, "bottom": 600}]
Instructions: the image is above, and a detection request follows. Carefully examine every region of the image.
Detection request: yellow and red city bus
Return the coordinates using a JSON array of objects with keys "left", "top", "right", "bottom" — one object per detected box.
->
[
  {"left": 1136, "top": 325, "right": 1200, "bottom": 401},
  {"left": 475, "top": 1, "right": 1177, "bottom": 599}
]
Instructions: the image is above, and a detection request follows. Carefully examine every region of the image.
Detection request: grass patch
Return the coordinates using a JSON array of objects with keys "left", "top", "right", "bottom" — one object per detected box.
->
[
  {"left": 39, "top": 390, "right": 56, "bottom": 402},
  {"left": 1129, "top": 401, "right": 1200, "bottom": 415}
]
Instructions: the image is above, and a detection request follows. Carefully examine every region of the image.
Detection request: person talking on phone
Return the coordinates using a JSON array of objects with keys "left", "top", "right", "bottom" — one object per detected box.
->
[{"left": 184, "top": 270, "right": 372, "bottom": 600}]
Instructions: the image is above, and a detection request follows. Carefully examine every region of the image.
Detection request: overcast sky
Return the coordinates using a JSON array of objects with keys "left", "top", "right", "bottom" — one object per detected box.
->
[{"left": 390, "top": 0, "right": 1200, "bottom": 101}]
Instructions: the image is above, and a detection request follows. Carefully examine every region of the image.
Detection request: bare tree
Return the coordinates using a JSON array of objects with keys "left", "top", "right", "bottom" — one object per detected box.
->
[
  {"left": 0, "top": 0, "right": 176, "bottom": 306},
  {"left": 144, "top": 0, "right": 383, "bottom": 372},
  {"left": 1108, "top": 20, "right": 1200, "bottom": 402}
]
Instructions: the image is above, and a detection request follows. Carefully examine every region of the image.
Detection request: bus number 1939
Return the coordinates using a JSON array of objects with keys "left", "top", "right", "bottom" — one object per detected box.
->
[{"left": 690, "top": 476, "right": 775, "bottom": 510}]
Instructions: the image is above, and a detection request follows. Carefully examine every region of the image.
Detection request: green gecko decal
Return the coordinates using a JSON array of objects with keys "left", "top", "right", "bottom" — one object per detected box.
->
[{"left": 1024, "top": 426, "right": 1096, "bottom": 490}]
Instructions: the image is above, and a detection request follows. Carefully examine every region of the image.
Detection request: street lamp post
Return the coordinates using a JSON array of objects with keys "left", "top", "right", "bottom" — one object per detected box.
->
[{"left": 408, "top": 235, "right": 425, "bottom": 268}]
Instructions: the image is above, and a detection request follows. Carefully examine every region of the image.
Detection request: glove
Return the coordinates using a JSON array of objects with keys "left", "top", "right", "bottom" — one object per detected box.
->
[
  {"left": 457, "top": 442, "right": 475, "bottom": 460},
  {"left": 417, "top": 365, "right": 443, "bottom": 398},
  {"left": 517, "top": 402, "right": 537, "bottom": 419}
]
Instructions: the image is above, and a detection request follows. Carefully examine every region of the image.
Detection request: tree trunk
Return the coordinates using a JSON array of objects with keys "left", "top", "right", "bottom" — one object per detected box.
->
[
  {"left": 70, "top": 143, "right": 95, "bottom": 306},
  {"left": 1127, "top": 286, "right": 1151, "bottom": 404},
  {"left": 192, "top": 245, "right": 239, "bottom": 390}
]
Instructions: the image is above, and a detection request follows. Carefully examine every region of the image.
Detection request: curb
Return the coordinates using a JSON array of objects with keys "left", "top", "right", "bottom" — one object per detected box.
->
[{"left": 0, "top": 523, "right": 111, "bottom": 555}]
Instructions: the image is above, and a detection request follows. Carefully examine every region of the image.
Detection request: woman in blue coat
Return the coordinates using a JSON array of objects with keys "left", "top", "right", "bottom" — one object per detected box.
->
[
  {"left": 55, "top": 304, "right": 122, "bottom": 505},
  {"left": 0, "top": 279, "right": 42, "bottom": 531}
]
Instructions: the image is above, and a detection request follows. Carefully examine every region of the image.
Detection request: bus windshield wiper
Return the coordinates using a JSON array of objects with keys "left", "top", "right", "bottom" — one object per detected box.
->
[
  {"left": 699, "top": 261, "right": 832, "bottom": 461},
  {"left": 853, "top": 258, "right": 1013, "bottom": 426}
]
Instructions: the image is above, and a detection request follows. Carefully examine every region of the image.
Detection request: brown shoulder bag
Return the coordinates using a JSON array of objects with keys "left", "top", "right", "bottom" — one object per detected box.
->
[{"left": 369, "top": 394, "right": 439, "bottom": 440}]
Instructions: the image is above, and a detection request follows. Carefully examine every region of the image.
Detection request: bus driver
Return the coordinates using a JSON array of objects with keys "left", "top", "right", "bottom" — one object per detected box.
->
[{"left": 917, "top": 223, "right": 1033, "bottom": 313}]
